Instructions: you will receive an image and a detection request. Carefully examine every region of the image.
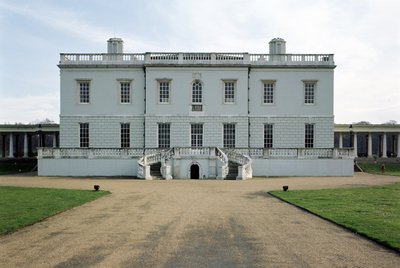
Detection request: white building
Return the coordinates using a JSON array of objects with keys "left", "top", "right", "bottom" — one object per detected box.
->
[{"left": 38, "top": 38, "right": 354, "bottom": 178}]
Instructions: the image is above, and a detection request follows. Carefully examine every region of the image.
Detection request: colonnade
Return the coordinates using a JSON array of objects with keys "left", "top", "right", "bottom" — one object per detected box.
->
[
  {"left": 0, "top": 124, "right": 59, "bottom": 158},
  {"left": 335, "top": 124, "right": 400, "bottom": 159}
]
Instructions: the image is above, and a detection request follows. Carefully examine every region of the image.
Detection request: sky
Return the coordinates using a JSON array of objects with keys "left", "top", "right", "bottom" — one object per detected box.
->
[{"left": 0, "top": 0, "right": 399, "bottom": 124}]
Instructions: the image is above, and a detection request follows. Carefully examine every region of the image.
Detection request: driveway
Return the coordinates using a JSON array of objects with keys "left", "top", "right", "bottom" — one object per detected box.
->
[{"left": 0, "top": 173, "right": 399, "bottom": 267}]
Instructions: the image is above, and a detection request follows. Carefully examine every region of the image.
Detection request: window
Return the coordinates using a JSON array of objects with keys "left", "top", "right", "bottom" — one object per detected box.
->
[
  {"left": 120, "top": 82, "right": 131, "bottom": 103},
  {"left": 191, "top": 124, "right": 203, "bottom": 147},
  {"left": 304, "top": 81, "right": 316, "bottom": 104},
  {"left": 158, "top": 123, "right": 170, "bottom": 148},
  {"left": 305, "top": 124, "right": 314, "bottom": 148},
  {"left": 223, "top": 124, "right": 235, "bottom": 148},
  {"left": 121, "top": 123, "right": 130, "bottom": 148},
  {"left": 192, "top": 80, "right": 202, "bottom": 103},
  {"left": 224, "top": 81, "right": 235, "bottom": 103},
  {"left": 159, "top": 81, "right": 170, "bottom": 103},
  {"left": 263, "top": 81, "right": 275, "bottom": 104},
  {"left": 264, "top": 124, "right": 273, "bottom": 148},
  {"left": 79, "top": 123, "right": 89, "bottom": 148},
  {"left": 79, "top": 81, "right": 90, "bottom": 103}
]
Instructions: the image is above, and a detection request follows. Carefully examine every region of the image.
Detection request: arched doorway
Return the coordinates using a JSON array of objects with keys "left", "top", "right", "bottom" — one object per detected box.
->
[{"left": 190, "top": 164, "right": 200, "bottom": 179}]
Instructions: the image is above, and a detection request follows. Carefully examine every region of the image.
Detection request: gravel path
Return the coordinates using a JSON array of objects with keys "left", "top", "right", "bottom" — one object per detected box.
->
[{"left": 0, "top": 173, "right": 399, "bottom": 267}]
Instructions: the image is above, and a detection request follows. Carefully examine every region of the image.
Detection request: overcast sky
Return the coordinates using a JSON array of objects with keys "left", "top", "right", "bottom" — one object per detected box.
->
[{"left": 0, "top": 0, "right": 399, "bottom": 124}]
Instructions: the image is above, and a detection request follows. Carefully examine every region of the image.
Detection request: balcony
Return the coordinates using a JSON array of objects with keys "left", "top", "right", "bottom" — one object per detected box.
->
[{"left": 59, "top": 53, "right": 335, "bottom": 67}]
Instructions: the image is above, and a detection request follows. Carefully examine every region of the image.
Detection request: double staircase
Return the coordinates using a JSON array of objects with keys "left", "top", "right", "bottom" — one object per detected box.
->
[{"left": 137, "top": 147, "right": 252, "bottom": 180}]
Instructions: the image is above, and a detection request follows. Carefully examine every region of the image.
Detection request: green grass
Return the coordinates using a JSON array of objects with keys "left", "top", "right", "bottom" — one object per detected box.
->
[
  {"left": 0, "top": 186, "right": 110, "bottom": 235},
  {"left": 270, "top": 183, "right": 400, "bottom": 252},
  {"left": 358, "top": 163, "right": 400, "bottom": 176}
]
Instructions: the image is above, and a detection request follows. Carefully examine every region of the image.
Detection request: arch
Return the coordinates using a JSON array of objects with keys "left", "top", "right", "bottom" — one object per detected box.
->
[{"left": 190, "top": 164, "right": 200, "bottom": 179}]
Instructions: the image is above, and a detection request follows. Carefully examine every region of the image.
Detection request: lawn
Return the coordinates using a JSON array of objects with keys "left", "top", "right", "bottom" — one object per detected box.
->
[
  {"left": 358, "top": 163, "right": 400, "bottom": 176},
  {"left": 270, "top": 183, "right": 400, "bottom": 252},
  {"left": 0, "top": 186, "right": 110, "bottom": 235}
]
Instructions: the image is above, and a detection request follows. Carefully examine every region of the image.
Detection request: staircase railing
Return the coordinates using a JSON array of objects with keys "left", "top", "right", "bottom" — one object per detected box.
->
[
  {"left": 223, "top": 149, "right": 253, "bottom": 180},
  {"left": 215, "top": 147, "right": 229, "bottom": 179}
]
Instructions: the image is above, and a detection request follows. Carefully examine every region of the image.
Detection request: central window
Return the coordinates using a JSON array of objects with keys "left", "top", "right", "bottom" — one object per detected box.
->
[
  {"left": 120, "top": 123, "right": 130, "bottom": 148},
  {"left": 120, "top": 82, "right": 131, "bottom": 103},
  {"left": 158, "top": 80, "right": 170, "bottom": 103},
  {"left": 158, "top": 123, "right": 170, "bottom": 148},
  {"left": 79, "top": 81, "right": 90, "bottom": 103},
  {"left": 223, "top": 124, "right": 235, "bottom": 148},
  {"left": 191, "top": 124, "right": 203, "bottom": 147},
  {"left": 192, "top": 80, "right": 202, "bottom": 103},
  {"left": 79, "top": 123, "right": 89, "bottom": 148},
  {"left": 224, "top": 81, "right": 236, "bottom": 103}
]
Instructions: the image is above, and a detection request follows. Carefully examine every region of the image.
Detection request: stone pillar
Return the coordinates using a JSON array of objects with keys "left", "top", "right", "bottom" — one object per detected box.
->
[
  {"left": 382, "top": 133, "right": 387, "bottom": 158},
  {"left": 367, "top": 133, "right": 373, "bottom": 158},
  {"left": 8, "top": 133, "right": 14, "bottom": 158},
  {"left": 353, "top": 132, "right": 358, "bottom": 158},
  {"left": 1, "top": 134, "right": 5, "bottom": 158},
  {"left": 52, "top": 133, "right": 57, "bottom": 148},
  {"left": 23, "top": 133, "right": 28, "bottom": 158},
  {"left": 397, "top": 133, "right": 400, "bottom": 159},
  {"left": 339, "top": 133, "right": 343, "bottom": 148}
]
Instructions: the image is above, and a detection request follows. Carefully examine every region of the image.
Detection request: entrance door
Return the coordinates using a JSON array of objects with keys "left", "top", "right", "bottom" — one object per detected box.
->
[{"left": 190, "top": 164, "right": 200, "bottom": 179}]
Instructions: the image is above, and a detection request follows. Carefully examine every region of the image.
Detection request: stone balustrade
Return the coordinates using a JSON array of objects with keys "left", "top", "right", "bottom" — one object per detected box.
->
[{"left": 59, "top": 53, "right": 334, "bottom": 66}]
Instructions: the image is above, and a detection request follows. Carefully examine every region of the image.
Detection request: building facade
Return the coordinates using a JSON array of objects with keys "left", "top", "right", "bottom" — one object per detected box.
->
[{"left": 38, "top": 38, "right": 354, "bottom": 178}]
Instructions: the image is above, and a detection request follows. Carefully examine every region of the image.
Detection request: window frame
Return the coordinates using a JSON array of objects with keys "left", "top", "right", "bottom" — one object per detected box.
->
[
  {"left": 119, "top": 81, "right": 131, "bottom": 104},
  {"left": 192, "top": 80, "right": 203, "bottom": 104},
  {"left": 78, "top": 80, "right": 91, "bottom": 104},
  {"left": 262, "top": 80, "right": 275, "bottom": 105},
  {"left": 158, "top": 123, "right": 171, "bottom": 148},
  {"left": 305, "top": 123, "right": 314, "bottom": 148},
  {"left": 223, "top": 80, "right": 236, "bottom": 104},
  {"left": 223, "top": 123, "right": 236, "bottom": 148},
  {"left": 158, "top": 80, "right": 171, "bottom": 104},
  {"left": 120, "top": 123, "right": 130, "bottom": 148},
  {"left": 191, "top": 123, "right": 203, "bottom": 147},
  {"left": 79, "top": 123, "right": 89, "bottom": 148},
  {"left": 303, "top": 80, "right": 317, "bottom": 105},
  {"left": 264, "top": 124, "right": 273, "bottom": 148}
]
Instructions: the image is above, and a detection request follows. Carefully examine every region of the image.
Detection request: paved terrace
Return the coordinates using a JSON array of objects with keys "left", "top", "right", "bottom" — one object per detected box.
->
[{"left": 0, "top": 173, "right": 399, "bottom": 267}]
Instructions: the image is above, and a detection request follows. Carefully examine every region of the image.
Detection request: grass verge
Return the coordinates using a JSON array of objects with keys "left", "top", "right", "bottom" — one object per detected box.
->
[
  {"left": 358, "top": 163, "right": 400, "bottom": 176},
  {"left": 270, "top": 183, "right": 400, "bottom": 252},
  {"left": 0, "top": 186, "right": 110, "bottom": 235}
]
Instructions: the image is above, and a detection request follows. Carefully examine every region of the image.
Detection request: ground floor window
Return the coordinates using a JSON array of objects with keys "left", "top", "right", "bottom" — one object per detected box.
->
[
  {"left": 191, "top": 124, "right": 203, "bottom": 147},
  {"left": 305, "top": 124, "right": 314, "bottom": 148},
  {"left": 158, "top": 123, "right": 170, "bottom": 148},
  {"left": 121, "top": 123, "right": 130, "bottom": 148},
  {"left": 223, "top": 124, "right": 235, "bottom": 148},
  {"left": 264, "top": 124, "right": 273, "bottom": 148},
  {"left": 79, "top": 123, "right": 89, "bottom": 148}
]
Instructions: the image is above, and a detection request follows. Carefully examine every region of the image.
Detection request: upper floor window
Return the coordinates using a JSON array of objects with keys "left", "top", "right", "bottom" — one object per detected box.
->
[
  {"left": 263, "top": 81, "right": 275, "bottom": 104},
  {"left": 224, "top": 81, "right": 236, "bottom": 103},
  {"left": 192, "top": 80, "right": 202, "bottom": 103},
  {"left": 120, "top": 82, "right": 131, "bottom": 103},
  {"left": 79, "top": 81, "right": 90, "bottom": 103},
  {"left": 264, "top": 124, "right": 273, "bottom": 148},
  {"left": 223, "top": 123, "right": 235, "bottom": 148},
  {"left": 305, "top": 124, "right": 314, "bottom": 148},
  {"left": 120, "top": 123, "right": 130, "bottom": 148},
  {"left": 158, "top": 80, "right": 170, "bottom": 103},
  {"left": 79, "top": 123, "right": 89, "bottom": 148},
  {"left": 304, "top": 81, "right": 316, "bottom": 104},
  {"left": 191, "top": 124, "right": 203, "bottom": 147}
]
